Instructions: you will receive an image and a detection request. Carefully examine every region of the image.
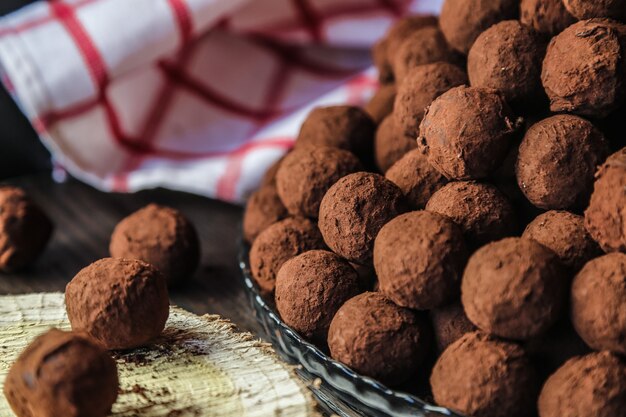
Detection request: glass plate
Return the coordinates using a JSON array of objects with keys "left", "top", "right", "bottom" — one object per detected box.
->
[{"left": 239, "top": 243, "right": 464, "bottom": 417}]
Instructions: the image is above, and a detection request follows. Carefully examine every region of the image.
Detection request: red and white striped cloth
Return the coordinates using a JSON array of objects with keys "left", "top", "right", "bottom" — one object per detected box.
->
[{"left": 0, "top": 0, "right": 442, "bottom": 202}]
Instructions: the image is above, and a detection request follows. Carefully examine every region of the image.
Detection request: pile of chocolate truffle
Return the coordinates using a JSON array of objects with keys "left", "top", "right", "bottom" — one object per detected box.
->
[
  {"left": 245, "top": 0, "right": 626, "bottom": 416},
  {"left": 0, "top": 186, "right": 201, "bottom": 417}
]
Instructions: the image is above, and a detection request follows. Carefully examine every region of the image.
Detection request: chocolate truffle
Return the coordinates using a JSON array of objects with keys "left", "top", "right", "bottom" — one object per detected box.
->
[
  {"left": 261, "top": 155, "right": 285, "bottom": 186},
  {"left": 0, "top": 186, "right": 53, "bottom": 272},
  {"left": 520, "top": 0, "right": 576, "bottom": 37},
  {"left": 364, "top": 84, "right": 396, "bottom": 124},
  {"left": 249, "top": 217, "right": 325, "bottom": 294},
  {"left": 4, "top": 329, "right": 119, "bottom": 417},
  {"left": 440, "top": 0, "right": 520, "bottom": 54},
  {"left": 385, "top": 149, "right": 448, "bottom": 209},
  {"left": 374, "top": 211, "right": 467, "bottom": 310},
  {"left": 523, "top": 210, "right": 601, "bottom": 271},
  {"left": 243, "top": 184, "right": 288, "bottom": 243},
  {"left": 468, "top": 20, "right": 547, "bottom": 109},
  {"left": 65, "top": 258, "right": 169, "bottom": 350},
  {"left": 295, "top": 106, "right": 376, "bottom": 164},
  {"left": 516, "top": 115, "right": 609, "bottom": 209},
  {"left": 391, "top": 26, "right": 461, "bottom": 83},
  {"left": 430, "top": 303, "right": 477, "bottom": 352},
  {"left": 563, "top": 0, "right": 626, "bottom": 21},
  {"left": 394, "top": 62, "right": 468, "bottom": 138},
  {"left": 541, "top": 19, "right": 626, "bottom": 118},
  {"left": 538, "top": 352, "right": 626, "bottom": 417},
  {"left": 109, "top": 204, "right": 200, "bottom": 286},
  {"left": 418, "top": 86, "right": 521, "bottom": 180},
  {"left": 276, "top": 146, "right": 361, "bottom": 218},
  {"left": 374, "top": 115, "right": 417, "bottom": 173},
  {"left": 372, "top": 38, "right": 393, "bottom": 84},
  {"left": 462, "top": 237, "right": 568, "bottom": 340},
  {"left": 327, "top": 292, "right": 431, "bottom": 386},
  {"left": 275, "top": 250, "right": 361, "bottom": 345},
  {"left": 318, "top": 172, "right": 407, "bottom": 265},
  {"left": 431, "top": 332, "right": 539, "bottom": 417},
  {"left": 426, "top": 181, "right": 518, "bottom": 247},
  {"left": 584, "top": 147, "right": 626, "bottom": 252},
  {"left": 571, "top": 253, "right": 626, "bottom": 354}
]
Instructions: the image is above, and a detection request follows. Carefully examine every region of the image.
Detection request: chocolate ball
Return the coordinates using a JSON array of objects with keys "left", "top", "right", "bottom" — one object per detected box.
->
[
  {"left": 520, "top": 0, "right": 576, "bottom": 37},
  {"left": 391, "top": 26, "right": 461, "bottom": 83},
  {"left": 541, "top": 19, "right": 626, "bottom": 118},
  {"left": 327, "top": 292, "right": 431, "bottom": 386},
  {"left": 563, "top": 0, "right": 626, "bottom": 21},
  {"left": 571, "top": 253, "right": 626, "bottom": 354},
  {"left": 418, "top": 85, "right": 521, "bottom": 180},
  {"left": 249, "top": 217, "right": 325, "bottom": 294},
  {"left": 276, "top": 147, "right": 361, "bottom": 218},
  {"left": 385, "top": 149, "right": 448, "bottom": 209},
  {"left": 440, "top": 0, "right": 520, "bottom": 54},
  {"left": 430, "top": 303, "right": 477, "bottom": 352},
  {"left": 431, "top": 332, "right": 539, "bottom": 417},
  {"left": 261, "top": 155, "right": 285, "bottom": 187},
  {"left": 462, "top": 237, "right": 568, "bottom": 340},
  {"left": 523, "top": 210, "right": 601, "bottom": 271},
  {"left": 4, "top": 329, "right": 119, "bottom": 417},
  {"left": 109, "top": 204, "right": 200, "bottom": 286},
  {"left": 0, "top": 186, "right": 53, "bottom": 272},
  {"left": 65, "top": 258, "right": 169, "bottom": 350},
  {"left": 318, "top": 172, "right": 407, "bottom": 265},
  {"left": 364, "top": 84, "right": 396, "bottom": 124},
  {"left": 295, "top": 106, "right": 376, "bottom": 164},
  {"left": 275, "top": 250, "right": 361, "bottom": 345},
  {"left": 243, "top": 184, "right": 288, "bottom": 244},
  {"left": 538, "top": 352, "right": 626, "bottom": 417},
  {"left": 372, "top": 38, "right": 393, "bottom": 84},
  {"left": 516, "top": 115, "right": 610, "bottom": 209},
  {"left": 394, "top": 62, "right": 468, "bottom": 138},
  {"left": 426, "top": 181, "right": 518, "bottom": 247},
  {"left": 468, "top": 20, "right": 547, "bottom": 109},
  {"left": 584, "top": 147, "right": 626, "bottom": 252},
  {"left": 374, "top": 211, "right": 468, "bottom": 310},
  {"left": 374, "top": 115, "right": 417, "bottom": 173}
]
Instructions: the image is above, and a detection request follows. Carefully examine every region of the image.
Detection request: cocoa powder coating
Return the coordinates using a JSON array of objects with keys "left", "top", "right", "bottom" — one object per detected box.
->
[
  {"left": 373, "top": 115, "right": 417, "bottom": 173},
  {"left": 65, "top": 258, "right": 170, "bottom": 350},
  {"left": 3, "top": 329, "right": 119, "bottom": 417},
  {"left": 374, "top": 211, "right": 468, "bottom": 310},
  {"left": 520, "top": 0, "right": 576, "bottom": 37},
  {"left": 430, "top": 302, "right": 477, "bottom": 352},
  {"left": 364, "top": 83, "right": 396, "bottom": 124},
  {"left": 260, "top": 155, "right": 285, "bottom": 187},
  {"left": 243, "top": 184, "right": 288, "bottom": 244},
  {"left": 563, "top": 0, "right": 626, "bottom": 21}
]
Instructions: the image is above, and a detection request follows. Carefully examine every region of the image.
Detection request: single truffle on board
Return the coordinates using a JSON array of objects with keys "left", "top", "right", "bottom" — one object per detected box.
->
[
  {"left": 391, "top": 26, "right": 461, "bottom": 83},
  {"left": 318, "top": 172, "right": 407, "bottom": 265},
  {"left": 275, "top": 250, "right": 361, "bottom": 345},
  {"left": 243, "top": 184, "right": 288, "bottom": 243},
  {"left": 571, "top": 253, "right": 626, "bottom": 354},
  {"left": 295, "top": 106, "right": 376, "bottom": 164},
  {"left": 468, "top": 20, "right": 547, "bottom": 109},
  {"left": 418, "top": 85, "right": 521, "bottom": 180},
  {"left": 0, "top": 186, "right": 53, "bottom": 272},
  {"left": 431, "top": 332, "right": 539, "bottom": 417},
  {"left": 364, "top": 84, "right": 396, "bottom": 124},
  {"left": 563, "top": 0, "right": 626, "bottom": 21},
  {"left": 249, "top": 217, "right": 325, "bottom": 294},
  {"left": 109, "top": 204, "right": 200, "bottom": 286},
  {"left": 426, "top": 181, "right": 518, "bottom": 248},
  {"left": 374, "top": 211, "right": 468, "bottom": 310},
  {"left": 276, "top": 147, "right": 361, "bottom": 218},
  {"left": 374, "top": 115, "right": 418, "bottom": 173},
  {"left": 523, "top": 210, "right": 601, "bottom": 271},
  {"left": 3, "top": 329, "right": 119, "bottom": 417},
  {"left": 516, "top": 115, "right": 610, "bottom": 210},
  {"left": 430, "top": 303, "right": 477, "bottom": 352},
  {"left": 327, "top": 292, "right": 431, "bottom": 387},
  {"left": 394, "top": 62, "right": 468, "bottom": 138},
  {"left": 385, "top": 149, "right": 448, "bottom": 209},
  {"left": 65, "top": 258, "right": 169, "bottom": 350},
  {"left": 538, "top": 352, "right": 626, "bottom": 417},
  {"left": 462, "top": 237, "right": 568, "bottom": 340},
  {"left": 520, "top": 0, "right": 576, "bottom": 37},
  {"left": 440, "top": 0, "right": 520, "bottom": 54},
  {"left": 541, "top": 19, "right": 626, "bottom": 118},
  {"left": 584, "top": 147, "right": 626, "bottom": 252}
]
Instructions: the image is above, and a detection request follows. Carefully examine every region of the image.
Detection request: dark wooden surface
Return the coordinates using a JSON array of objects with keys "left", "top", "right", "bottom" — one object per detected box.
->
[{"left": 0, "top": 175, "right": 263, "bottom": 335}]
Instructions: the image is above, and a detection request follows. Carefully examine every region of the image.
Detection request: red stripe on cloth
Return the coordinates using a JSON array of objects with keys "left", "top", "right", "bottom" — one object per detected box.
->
[
  {"left": 291, "top": 0, "right": 322, "bottom": 42},
  {"left": 375, "top": 0, "right": 404, "bottom": 16},
  {"left": 167, "top": 0, "right": 194, "bottom": 45}
]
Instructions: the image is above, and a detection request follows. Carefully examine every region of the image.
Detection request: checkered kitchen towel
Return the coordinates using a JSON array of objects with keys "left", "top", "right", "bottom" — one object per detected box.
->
[{"left": 0, "top": 0, "right": 442, "bottom": 202}]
